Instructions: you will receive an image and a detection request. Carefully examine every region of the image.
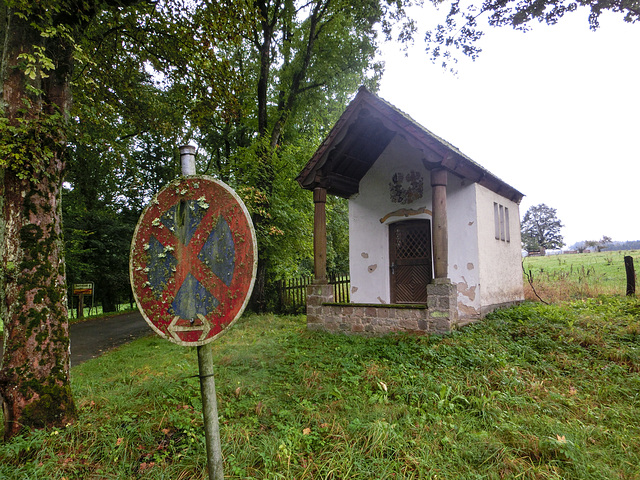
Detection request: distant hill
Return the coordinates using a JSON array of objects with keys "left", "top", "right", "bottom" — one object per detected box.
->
[
  {"left": 568, "top": 240, "right": 640, "bottom": 252},
  {"left": 603, "top": 240, "right": 640, "bottom": 251}
]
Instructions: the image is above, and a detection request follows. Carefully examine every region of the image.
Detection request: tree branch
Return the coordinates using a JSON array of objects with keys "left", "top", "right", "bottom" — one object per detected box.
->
[{"left": 522, "top": 260, "right": 548, "bottom": 305}]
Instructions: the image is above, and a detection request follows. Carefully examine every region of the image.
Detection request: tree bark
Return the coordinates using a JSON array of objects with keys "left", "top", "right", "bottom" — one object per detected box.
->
[{"left": 0, "top": 8, "right": 76, "bottom": 439}]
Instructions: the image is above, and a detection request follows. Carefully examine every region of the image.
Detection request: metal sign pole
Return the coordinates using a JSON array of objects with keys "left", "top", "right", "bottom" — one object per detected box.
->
[
  {"left": 198, "top": 343, "right": 224, "bottom": 480},
  {"left": 180, "top": 145, "right": 224, "bottom": 480}
]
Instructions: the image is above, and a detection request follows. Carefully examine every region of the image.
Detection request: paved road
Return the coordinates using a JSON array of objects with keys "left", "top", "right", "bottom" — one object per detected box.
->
[
  {"left": 70, "top": 311, "right": 152, "bottom": 365},
  {"left": 0, "top": 311, "right": 152, "bottom": 366}
]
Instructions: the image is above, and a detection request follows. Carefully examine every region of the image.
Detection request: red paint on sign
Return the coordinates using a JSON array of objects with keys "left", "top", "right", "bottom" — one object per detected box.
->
[{"left": 130, "top": 176, "right": 257, "bottom": 346}]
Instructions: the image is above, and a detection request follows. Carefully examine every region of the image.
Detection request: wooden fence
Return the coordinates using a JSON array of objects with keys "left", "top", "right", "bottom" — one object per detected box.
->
[{"left": 278, "top": 274, "right": 350, "bottom": 313}]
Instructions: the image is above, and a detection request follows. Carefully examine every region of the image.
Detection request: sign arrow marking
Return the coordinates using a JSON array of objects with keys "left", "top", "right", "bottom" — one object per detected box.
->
[{"left": 168, "top": 314, "right": 212, "bottom": 343}]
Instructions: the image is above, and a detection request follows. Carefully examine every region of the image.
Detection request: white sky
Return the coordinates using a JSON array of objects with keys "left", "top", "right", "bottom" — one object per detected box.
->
[{"left": 377, "top": 7, "right": 640, "bottom": 247}]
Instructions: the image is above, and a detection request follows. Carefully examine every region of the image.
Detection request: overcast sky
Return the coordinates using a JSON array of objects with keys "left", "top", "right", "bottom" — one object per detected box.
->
[{"left": 377, "top": 7, "right": 640, "bottom": 248}]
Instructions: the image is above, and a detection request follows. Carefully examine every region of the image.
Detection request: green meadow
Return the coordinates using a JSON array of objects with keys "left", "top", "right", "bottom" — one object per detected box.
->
[
  {"left": 1, "top": 293, "right": 639, "bottom": 479},
  {"left": 522, "top": 250, "right": 639, "bottom": 302}
]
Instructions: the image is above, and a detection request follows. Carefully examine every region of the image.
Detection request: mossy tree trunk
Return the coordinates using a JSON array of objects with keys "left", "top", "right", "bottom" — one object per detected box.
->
[{"left": 0, "top": 6, "right": 76, "bottom": 439}]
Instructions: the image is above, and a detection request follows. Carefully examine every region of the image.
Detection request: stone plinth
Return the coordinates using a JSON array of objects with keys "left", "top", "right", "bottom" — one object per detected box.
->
[
  {"left": 426, "top": 278, "right": 459, "bottom": 332},
  {"left": 306, "top": 283, "right": 334, "bottom": 331},
  {"left": 306, "top": 279, "right": 458, "bottom": 335}
]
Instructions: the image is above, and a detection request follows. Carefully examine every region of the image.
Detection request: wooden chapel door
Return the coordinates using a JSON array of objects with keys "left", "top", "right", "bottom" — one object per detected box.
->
[{"left": 389, "top": 220, "right": 433, "bottom": 304}]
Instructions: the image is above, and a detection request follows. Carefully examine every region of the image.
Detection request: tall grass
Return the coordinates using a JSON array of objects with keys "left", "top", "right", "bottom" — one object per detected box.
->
[
  {"left": 1, "top": 297, "right": 639, "bottom": 479},
  {"left": 523, "top": 250, "right": 639, "bottom": 303}
]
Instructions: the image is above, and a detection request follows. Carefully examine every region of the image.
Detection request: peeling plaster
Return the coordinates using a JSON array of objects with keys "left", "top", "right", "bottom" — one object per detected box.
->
[
  {"left": 467, "top": 263, "right": 475, "bottom": 270},
  {"left": 351, "top": 286, "right": 358, "bottom": 293},
  {"left": 377, "top": 297, "right": 387, "bottom": 304},
  {"left": 361, "top": 252, "right": 369, "bottom": 258},
  {"left": 457, "top": 302, "right": 480, "bottom": 318},
  {"left": 368, "top": 264, "right": 377, "bottom": 273},
  {"left": 457, "top": 277, "right": 477, "bottom": 301}
]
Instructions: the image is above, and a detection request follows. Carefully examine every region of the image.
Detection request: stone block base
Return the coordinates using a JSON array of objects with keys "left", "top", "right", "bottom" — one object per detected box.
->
[
  {"left": 306, "top": 280, "right": 459, "bottom": 336},
  {"left": 426, "top": 279, "right": 459, "bottom": 331}
]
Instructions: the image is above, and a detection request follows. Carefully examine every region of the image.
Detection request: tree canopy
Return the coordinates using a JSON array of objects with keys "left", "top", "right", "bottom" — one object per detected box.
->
[
  {"left": 425, "top": 0, "right": 640, "bottom": 67},
  {"left": 521, "top": 203, "right": 565, "bottom": 252}
]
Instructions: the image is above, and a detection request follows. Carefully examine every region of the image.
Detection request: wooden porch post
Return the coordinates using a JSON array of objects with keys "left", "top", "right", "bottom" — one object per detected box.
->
[
  {"left": 313, "top": 187, "right": 328, "bottom": 283},
  {"left": 431, "top": 168, "right": 448, "bottom": 280}
]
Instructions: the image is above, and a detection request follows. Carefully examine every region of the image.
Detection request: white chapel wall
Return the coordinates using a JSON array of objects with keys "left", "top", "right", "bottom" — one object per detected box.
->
[
  {"left": 475, "top": 184, "right": 525, "bottom": 312},
  {"left": 446, "top": 181, "right": 481, "bottom": 318},
  {"left": 348, "top": 136, "right": 482, "bottom": 308}
]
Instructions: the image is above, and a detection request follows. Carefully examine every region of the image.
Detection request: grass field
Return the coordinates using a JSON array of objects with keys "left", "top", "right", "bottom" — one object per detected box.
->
[
  {"left": 1, "top": 294, "right": 639, "bottom": 479},
  {"left": 522, "top": 250, "right": 639, "bottom": 303}
]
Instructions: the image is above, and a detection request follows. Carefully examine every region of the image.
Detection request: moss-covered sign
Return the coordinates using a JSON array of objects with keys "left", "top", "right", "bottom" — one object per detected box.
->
[{"left": 130, "top": 176, "right": 257, "bottom": 346}]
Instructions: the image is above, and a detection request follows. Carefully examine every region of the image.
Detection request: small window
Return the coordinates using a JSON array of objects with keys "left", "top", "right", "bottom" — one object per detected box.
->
[
  {"left": 494, "top": 202, "right": 510, "bottom": 243},
  {"left": 504, "top": 207, "right": 510, "bottom": 242}
]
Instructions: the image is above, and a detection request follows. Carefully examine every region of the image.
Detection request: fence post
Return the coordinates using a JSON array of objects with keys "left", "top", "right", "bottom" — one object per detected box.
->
[{"left": 624, "top": 256, "right": 636, "bottom": 296}]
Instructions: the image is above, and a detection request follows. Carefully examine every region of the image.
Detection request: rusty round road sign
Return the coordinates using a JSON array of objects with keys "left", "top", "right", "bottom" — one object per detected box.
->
[{"left": 130, "top": 176, "right": 257, "bottom": 346}]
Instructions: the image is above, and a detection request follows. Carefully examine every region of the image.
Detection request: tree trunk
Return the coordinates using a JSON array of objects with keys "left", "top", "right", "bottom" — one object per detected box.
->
[
  {"left": 0, "top": 8, "right": 76, "bottom": 439},
  {"left": 249, "top": 0, "right": 322, "bottom": 311},
  {"left": 1, "top": 166, "right": 75, "bottom": 439},
  {"left": 256, "top": 0, "right": 275, "bottom": 137}
]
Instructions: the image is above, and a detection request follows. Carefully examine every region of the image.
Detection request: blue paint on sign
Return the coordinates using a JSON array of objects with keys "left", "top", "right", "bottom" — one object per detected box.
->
[
  {"left": 147, "top": 236, "right": 178, "bottom": 298},
  {"left": 198, "top": 216, "right": 235, "bottom": 287},
  {"left": 170, "top": 273, "right": 220, "bottom": 320},
  {"left": 146, "top": 204, "right": 237, "bottom": 321},
  {"left": 160, "top": 200, "right": 208, "bottom": 245}
]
